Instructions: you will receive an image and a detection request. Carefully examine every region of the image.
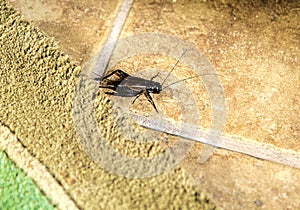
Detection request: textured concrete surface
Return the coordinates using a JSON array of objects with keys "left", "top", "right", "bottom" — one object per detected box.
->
[
  {"left": 0, "top": 1, "right": 217, "bottom": 209},
  {"left": 1, "top": 0, "right": 300, "bottom": 209}
]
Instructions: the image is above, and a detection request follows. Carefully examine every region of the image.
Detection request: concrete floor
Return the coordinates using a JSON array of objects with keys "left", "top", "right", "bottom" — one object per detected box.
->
[{"left": 4, "top": 0, "right": 300, "bottom": 209}]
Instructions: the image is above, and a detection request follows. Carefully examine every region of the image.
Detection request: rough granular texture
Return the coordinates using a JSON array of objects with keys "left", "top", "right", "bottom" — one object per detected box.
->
[{"left": 0, "top": 1, "right": 217, "bottom": 209}]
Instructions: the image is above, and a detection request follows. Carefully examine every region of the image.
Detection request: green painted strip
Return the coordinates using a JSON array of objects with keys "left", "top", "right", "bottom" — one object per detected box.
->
[{"left": 0, "top": 151, "right": 55, "bottom": 210}]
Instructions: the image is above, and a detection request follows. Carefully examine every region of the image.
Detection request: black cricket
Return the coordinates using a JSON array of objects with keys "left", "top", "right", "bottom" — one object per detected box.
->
[
  {"left": 97, "top": 69, "right": 163, "bottom": 112},
  {"left": 95, "top": 51, "right": 219, "bottom": 112}
]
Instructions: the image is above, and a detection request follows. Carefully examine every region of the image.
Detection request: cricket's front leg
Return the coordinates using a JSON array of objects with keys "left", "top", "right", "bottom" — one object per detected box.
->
[
  {"left": 150, "top": 72, "right": 160, "bottom": 81},
  {"left": 132, "top": 90, "right": 145, "bottom": 104},
  {"left": 144, "top": 91, "right": 159, "bottom": 113}
]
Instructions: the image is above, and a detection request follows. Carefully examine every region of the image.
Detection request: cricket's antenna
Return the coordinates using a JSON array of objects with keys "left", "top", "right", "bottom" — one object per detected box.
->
[
  {"left": 161, "top": 49, "right": 188, "bottom": 86},
  {"left": 162, "top": 73, "right": 224, "bottom": 90}
]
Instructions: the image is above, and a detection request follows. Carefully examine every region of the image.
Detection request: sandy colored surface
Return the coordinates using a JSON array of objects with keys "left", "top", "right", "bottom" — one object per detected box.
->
[
  {"left": 1, "top": 0, "right": 300, "bottom": 209},
  {"left": 0, "top": 1, "right": 217, "bottom": 209}
]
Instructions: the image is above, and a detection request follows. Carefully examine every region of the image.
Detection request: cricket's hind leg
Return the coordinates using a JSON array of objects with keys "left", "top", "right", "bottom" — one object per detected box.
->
[{"left": 102, "top": 69, "right": 130, "bottom": 80}]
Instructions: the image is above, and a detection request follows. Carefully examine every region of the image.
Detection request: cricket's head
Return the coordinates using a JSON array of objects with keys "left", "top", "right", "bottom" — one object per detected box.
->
[{"left": 148, "top": 81, "right": 162, "bottom": 94}]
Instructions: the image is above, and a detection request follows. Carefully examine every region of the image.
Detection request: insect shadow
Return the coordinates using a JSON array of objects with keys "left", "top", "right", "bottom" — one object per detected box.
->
[{"left": 93, "top": 50, "right": 221, "bottom": 112}]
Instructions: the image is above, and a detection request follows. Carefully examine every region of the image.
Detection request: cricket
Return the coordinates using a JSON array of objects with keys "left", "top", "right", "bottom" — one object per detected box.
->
[{"left": 94, "top": 50, "right": 221, "bottom": 112}]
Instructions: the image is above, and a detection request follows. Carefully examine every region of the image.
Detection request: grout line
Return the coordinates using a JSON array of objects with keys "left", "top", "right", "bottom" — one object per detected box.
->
[
  {"left": 0, "top": 123, "right": 79, "bottom": 210},
  {"left": 219, "top": 134, "right": 300, "bottom": 169},
  {"left": 91, "top": 0, "right": 134, "bottom": 79},
  {"left": 131, "top": 114, "right": 300, "bottom": 169}
]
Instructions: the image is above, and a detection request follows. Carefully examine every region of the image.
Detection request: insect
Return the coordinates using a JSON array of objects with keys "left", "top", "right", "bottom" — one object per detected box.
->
[{"left": 95, "top": 50, "right": 220, "bottom": 112}]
